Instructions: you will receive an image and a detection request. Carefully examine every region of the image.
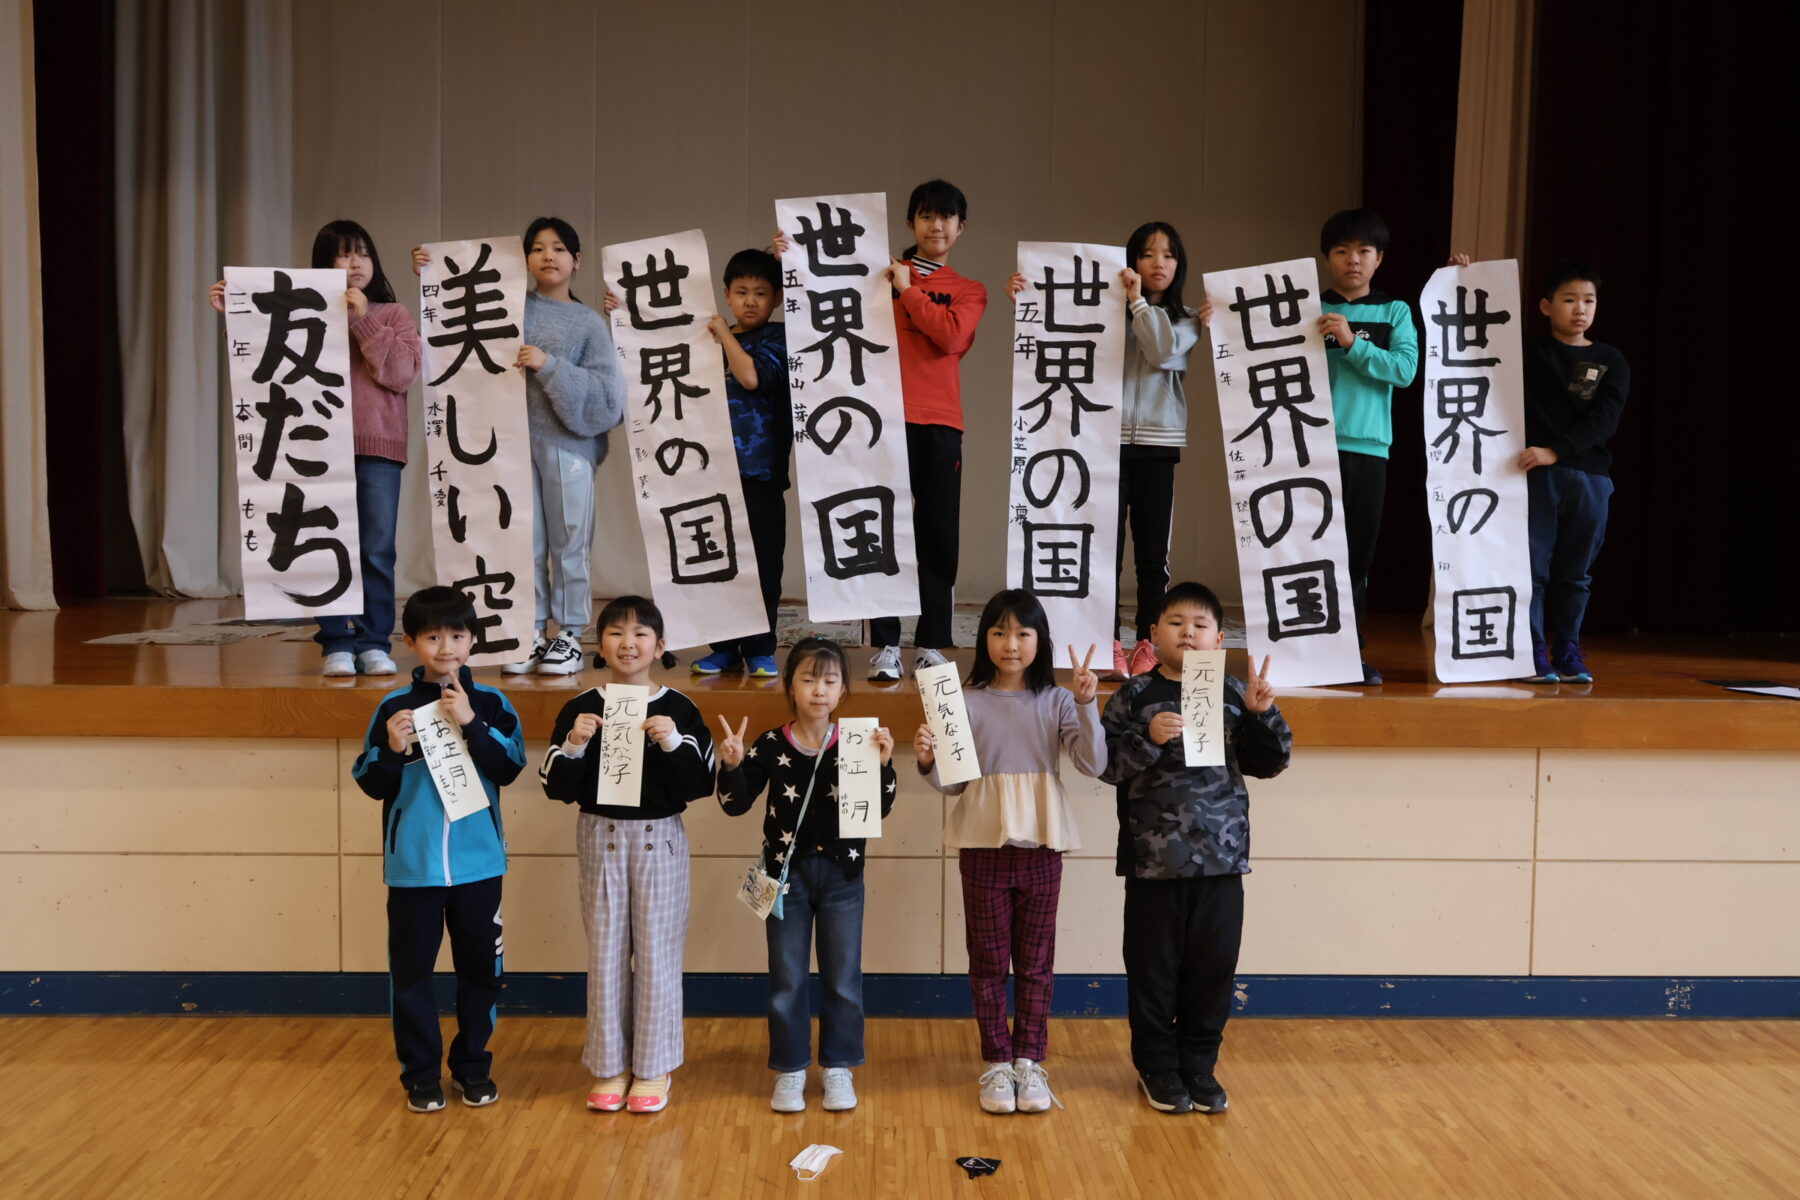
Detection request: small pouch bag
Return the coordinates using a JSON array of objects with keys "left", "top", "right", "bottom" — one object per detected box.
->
[{"left": 736, "top": 731, "right": 828, "bottom": 921}]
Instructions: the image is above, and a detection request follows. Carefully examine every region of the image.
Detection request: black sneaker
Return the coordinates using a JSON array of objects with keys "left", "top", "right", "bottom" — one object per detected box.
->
[
  {"left": 1184, "top": 1072, "right": 1229, "bottom": 1113},
  {"left": 406, "top": 1080, "right": 447, "bottom": 1113},
  {"left": 1138, "top": 1072, "right": 1193, "bottom": 1114},
  {"left": 451, "top": 1076, "right": 499, "bottom": 1107}
]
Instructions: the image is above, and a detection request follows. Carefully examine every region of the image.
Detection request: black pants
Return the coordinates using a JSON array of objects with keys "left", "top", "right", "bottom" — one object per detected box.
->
[
  {"left": 870, "top": 423, "right": 961, "bottom": 650},
  {"left": 1338, "top": 450, "right": 1386, "bottom": 647},
  {"left": 1121, "top": 873, "right": 1243, "bottom": 1077},
  {"left": 387, "top": 875, "right": 504, "bottom": 1088},
  {"left": 713, "top": 477, "right": 787, "bottom": 658},
  {"left": 1115, "top": 454, "right": 1177, "bottom": 641}
]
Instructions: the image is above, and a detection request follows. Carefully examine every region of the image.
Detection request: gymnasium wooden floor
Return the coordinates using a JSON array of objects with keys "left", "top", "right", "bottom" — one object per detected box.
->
[{"left": 2, "top": 1016, "right": 1796, "bottom": 1198}]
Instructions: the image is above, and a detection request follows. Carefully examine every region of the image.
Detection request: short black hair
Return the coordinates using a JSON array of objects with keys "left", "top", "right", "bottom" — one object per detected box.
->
[
  {"left": 782, "top": 637, "right": 849, "bottom": 713},
  {"left": 311, "top": 219, "right": 397, "bottom": 304},
  {"left": 1540, "top": 258, "right": 1601, "bottom": 300},
  {"left": 1156, "top": 581, "right": 1225, "bottom": 628},
  {"left": 906, "top": 178, "right": 968, "bottom": 224},
  {"left": 723, "top": 248, "right": 781, "bottom": 291},
  {"left": 1126, "top": 221, "right": 1189, "bottom": 317},
  {"left": 967, "top": 589, "right": 1055, "bottom": 693},
  {"left": 1319, "top": 208, "right": 1390, "bottom": 255},
  {"left": 596, "top": 594, "right": 664, "bottom": 642},
  {"left": 402, "top": 586, "right": 478, "bottom": 637}
]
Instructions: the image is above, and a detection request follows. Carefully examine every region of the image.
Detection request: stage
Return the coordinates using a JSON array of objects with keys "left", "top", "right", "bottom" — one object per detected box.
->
[
  {"left": 2, "top": 598, "right": 1795, "bottom": 750},
  {"left": 2, "top": 598, "right": 1797, "bottom": 1020}
]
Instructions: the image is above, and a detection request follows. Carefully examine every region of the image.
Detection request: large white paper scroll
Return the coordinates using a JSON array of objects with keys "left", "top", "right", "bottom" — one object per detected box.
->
[
  {"left": 1005, "top": 242, "right": 1129, "bottom": 652},
  {"left": 603, "top": 229, "right": 766, "bottom": 650},
  {"left": 222, "top": 267, "right": 362, "bottom": 620},
  {"left": 596, "top": 684, "right": 651, "bottom": 809},
  {"left": 1421, "top": 260, "right": 1532, "bottom": 681},
  {"left": 777, "top": 193, "right": 918, "bottom": 621},
  {"left": 1181, "top": 650, "right": 1227, "bottom": 767},
  {"left": 417, "top": 239, "right": 535, "bottom": 667},
  {"left": 836, "top": 716, "right": 882, "bottom": 838},
  {"left": 915, "top": 661, "right": 981, "bottom": 786},
  {"left": 412, "top": 699, "right": 490, "bottom": 821},
  {"left": 1203, "top": 258, "right": 1362, "bottom": 687}
]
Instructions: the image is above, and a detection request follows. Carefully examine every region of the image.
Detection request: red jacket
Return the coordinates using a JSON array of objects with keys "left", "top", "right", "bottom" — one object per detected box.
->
[{"left": 893, "top": 263, "right": 988, "bottom": 430}]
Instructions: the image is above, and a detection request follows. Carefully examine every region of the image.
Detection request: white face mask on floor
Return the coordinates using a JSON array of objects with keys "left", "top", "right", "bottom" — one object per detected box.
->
[{"left": 789, "top": 1144, "right": 843, "bottom": 1181}]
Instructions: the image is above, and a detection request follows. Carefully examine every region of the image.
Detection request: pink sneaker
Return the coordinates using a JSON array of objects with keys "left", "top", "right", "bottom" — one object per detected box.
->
[
  {"left": 1108, "top": 640, "right": 1129, "bottom": 680},
  {"left": 587, "top": 1073, "right": 629, "bottom": 1112},
  {"left": 1128, "top": 640, "right": 1160, "bottom": 676},
  {"left": 626, "top": 1073, "right": 670, "bottom": 1113}
]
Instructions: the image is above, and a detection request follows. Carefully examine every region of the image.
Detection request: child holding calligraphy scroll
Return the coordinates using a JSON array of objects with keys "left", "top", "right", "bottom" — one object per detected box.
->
[
  {"left": 538, "top": 595, "right": 714, "bottom": 1115},
  {"left": 1099, "top": 581, "right": 1289, "bottom": 1116},
  {"left": 1005, "top": 222, "right": 1214, "bottom": 680},
  {"left": 913, "top": 590, "right": 1106, "bottom": 1115},
  {"left": 350, "top": 586, "right": 527, "bottom": 1114},
  {"left": 714, "top": 638, "right": 898, "bottom": 1113},
  {"left": 208, "top": 219, "right": 422, "bottom": 678}
]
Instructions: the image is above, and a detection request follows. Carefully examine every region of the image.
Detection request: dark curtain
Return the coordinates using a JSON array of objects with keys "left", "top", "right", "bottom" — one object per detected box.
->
[{"left": 1360, "top": 0, "right": 1463, "bottom": 620}]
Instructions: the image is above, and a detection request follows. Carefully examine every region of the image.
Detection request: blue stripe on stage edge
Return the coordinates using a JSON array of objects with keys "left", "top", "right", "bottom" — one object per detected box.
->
[{"left": 2, "top": 973, "right": 1797, "bottom": 1019}]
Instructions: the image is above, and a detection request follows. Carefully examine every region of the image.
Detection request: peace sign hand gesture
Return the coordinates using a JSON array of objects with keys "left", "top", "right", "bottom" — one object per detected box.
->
[
  {"left": 1068, "top": 644, "right": 1099, "bottom": 705},
  {"left": 1244, "top": 655, "right": 1276, "bottom": 713},
  {"left": 716, "top": 715, "right": 750, "bottom": 769}
]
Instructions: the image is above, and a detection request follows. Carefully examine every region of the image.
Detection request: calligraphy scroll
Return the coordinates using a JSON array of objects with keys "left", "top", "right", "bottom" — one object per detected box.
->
[
  {"left": 1005, "top": 242, "right": 1128, "bottom": 652},
  {"left": 916, "top": 661, "right": 981, "bottom": 786},
  {"left": 1180, "top": 650, "right": 1227, "bottom": 768},
  {"left": 1421, "top": 260, "right": 1531, "bottom": 681},
  {"left": 418, "top": 239, "right": 535, "bottom": 666},
  {"left": 1203, "top": 258, "right": 1361, "bottom": 686},
  {"left": 603, "top": 229, "right": 766, "bottom": 650},
  {"left": 412, "top": 699, "right": 490, "bottom": 821},
  {"left": 776, "top": 193, "right": 918, "bottom": 620},
  {"left": 836, "top": 716, "right": 881, "bottom": 838},
  {"left": 596, "top": 683, "right": 651, "bottom": 809},
  {"left": 222, "top": 267, "right": 362, "bottom": 619}
]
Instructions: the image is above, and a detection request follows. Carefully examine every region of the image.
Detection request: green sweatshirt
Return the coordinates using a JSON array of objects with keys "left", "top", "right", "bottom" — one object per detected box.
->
[{"left": 1321, "top": 288, "right": 1418, "bottom": 459}]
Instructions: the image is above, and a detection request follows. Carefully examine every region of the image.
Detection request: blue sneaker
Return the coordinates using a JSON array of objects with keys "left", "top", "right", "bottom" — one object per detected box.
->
[
  {"left": 1522, "top": 639, "right": 1560, "bottom": 684},
  {"left": 745, "top": 655, "right": 780, "bottom": 678},
  {"left": 691, "top": 650, "right": 742, "bottom": 675},
  {"left": 1553, "top": 639, "right": 1592, "bottom": 684}
]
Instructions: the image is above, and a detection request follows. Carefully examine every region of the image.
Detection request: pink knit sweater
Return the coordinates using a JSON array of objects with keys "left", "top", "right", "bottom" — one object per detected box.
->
[{"left": 348, "top": 302, "right": 421, "bottom": 463}]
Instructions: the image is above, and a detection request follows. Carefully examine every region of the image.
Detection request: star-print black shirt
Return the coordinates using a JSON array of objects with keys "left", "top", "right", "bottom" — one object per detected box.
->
[{"left": 716, "top": 724, "right": 898, "bottom": 881}]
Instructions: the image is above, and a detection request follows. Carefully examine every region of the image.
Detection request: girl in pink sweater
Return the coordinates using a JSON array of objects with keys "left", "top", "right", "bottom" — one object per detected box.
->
[{"left": 210, "top": 220, "right": 422, "bottom": 675}]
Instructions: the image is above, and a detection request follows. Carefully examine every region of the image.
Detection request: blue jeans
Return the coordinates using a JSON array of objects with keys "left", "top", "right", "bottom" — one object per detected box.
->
[
  {"left": 765, "top": 854, "right": 866, "bottom": 1072},
  {"left": 1527, "top": 465, "right": 1613, "bottom": 644},
  {"left": 315, "top": 455, "right": 403, "bottom": 656}
]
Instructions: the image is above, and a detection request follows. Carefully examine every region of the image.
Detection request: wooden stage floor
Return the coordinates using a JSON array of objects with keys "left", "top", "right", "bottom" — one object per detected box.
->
[
  {"left": 1, "top": 1015, "right": 1796, "bottom": 1199},
  {"left": 3, "top": 598, "right": 1795, "bottom": 750}
]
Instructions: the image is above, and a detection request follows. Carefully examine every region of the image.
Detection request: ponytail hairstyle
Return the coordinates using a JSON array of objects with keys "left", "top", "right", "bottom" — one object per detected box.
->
[
  {"left": 523, "top": 215, "right": 584, "bottom": 303},
  {"left": 901, "top": 178, "right": 969, "bottom": 260},
  {"left": 1125, "top": 221, "right": 1188, "bottom": 318},
  {"left": 967, "top": 589, "right": 1054, "bottom": 693},
  {"left": 311, "top": 219, "right": 397, "bottom": 304}
]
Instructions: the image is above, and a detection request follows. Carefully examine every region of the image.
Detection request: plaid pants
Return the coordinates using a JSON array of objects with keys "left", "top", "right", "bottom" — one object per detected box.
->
[
  {"left": 576, "top": 811, "right": 690, "bottom": 1078},
  {"left": 959, "top": 846, "right": 1063, "bottom": 1063}
]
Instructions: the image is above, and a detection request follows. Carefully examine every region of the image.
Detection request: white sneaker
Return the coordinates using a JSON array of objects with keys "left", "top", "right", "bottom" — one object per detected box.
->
[
  {"left": 321, "top": 652, "right": 356, "bottom": 677},
  {"left": 501, "top": 635, "right": 547, "bottom": 675},
  {"left": 868, "top": 645, "right": 902, "bottom": 681},
  {"left": 914, "top": 647, "right": 949, "bottom": 672},
  {"left": 357, "top": 649, "right": 397, "bottom": 676},
  {"left": 537, "top": 632, "right": 584, "bottom": 675},
  {"left": 770, "top": 1070, "right": 806, "bottom": 1113},
  {"left": 1012, "top": 1058, "right": 1062, "bottom": 1113},
  {"left": 821, "top": 1067, "right": 857, "bottom": 1111},
  {"left": 978, "top": 1062, "right": 1016, "bottom": 1114}
]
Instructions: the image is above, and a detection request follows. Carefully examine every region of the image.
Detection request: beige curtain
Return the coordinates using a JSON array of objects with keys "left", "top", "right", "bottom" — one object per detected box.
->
[
  {"left": 115, "top": 0, "right": 292, "bottom": 597},
  {"left": 1451, "top": 0, "right": 1536, "bottom": 260},
  {"left": 0, "top": 0, "right": 55, "bottom": 610}
]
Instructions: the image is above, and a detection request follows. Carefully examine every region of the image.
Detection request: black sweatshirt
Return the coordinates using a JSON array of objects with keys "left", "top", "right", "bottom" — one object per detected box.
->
[
  {"left": 1522, "top": 333, "right": 1631, "bottom": 475},
  {"left": 539, "top": 684, "right": 715, "bottom": 819},
  {"left": 716, "top": 725, "right": 898, "bottom": 881}
]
